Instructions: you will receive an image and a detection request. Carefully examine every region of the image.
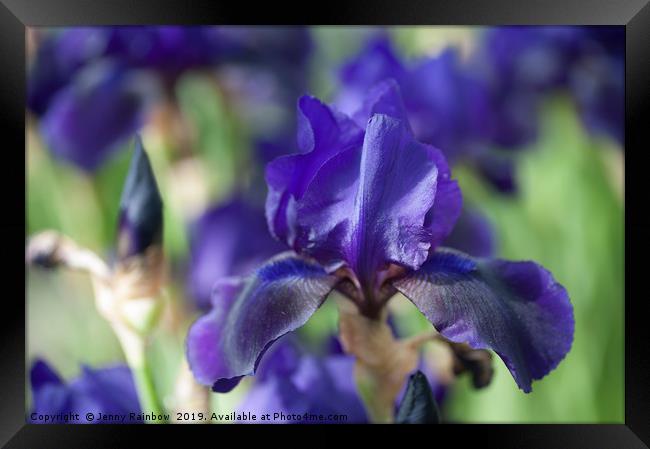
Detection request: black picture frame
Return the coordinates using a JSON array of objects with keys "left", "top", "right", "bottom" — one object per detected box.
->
[{"left": 4, "top": 0, "right": 648, "bottom": 447}]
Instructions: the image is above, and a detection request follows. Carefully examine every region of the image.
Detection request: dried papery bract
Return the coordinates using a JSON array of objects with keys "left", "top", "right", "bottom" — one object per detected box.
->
[
  {"left": 26, "top": 136, "right": 167, "bottom": 421},
  {"left": 170, "top": 359, "right": 211, "bottom": 423},
  {"left": 338, "top": 300, "right": 433, "bottom": 423}
]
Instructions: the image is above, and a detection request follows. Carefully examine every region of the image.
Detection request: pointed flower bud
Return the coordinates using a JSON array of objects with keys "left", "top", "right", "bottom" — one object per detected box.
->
[
  {"left": 113, "top": 136, "right": 165, "bottom": 335},
  {"left": 117, "top": 135, "right": 163, "bottom": 262},
  {"left": 396, "top": 371, "right": 440, "bottom": 424}
]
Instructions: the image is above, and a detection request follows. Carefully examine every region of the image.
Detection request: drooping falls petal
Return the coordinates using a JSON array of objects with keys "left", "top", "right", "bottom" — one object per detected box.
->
[
  {"left": 393, "top": 248, "right": 574, "bottom": 392},
  {"left": 186, "top": 253, "right": 339, "bottom": 391}
]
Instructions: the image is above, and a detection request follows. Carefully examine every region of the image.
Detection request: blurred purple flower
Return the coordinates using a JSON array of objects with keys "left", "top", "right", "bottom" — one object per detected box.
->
[
  {"left": 186, "top": 82, "right": 574, "bottom": 394},
  {"left": 236, "top": 338, "right": 367, "bottom": 423},
  {"left": 188, "top": 199, "right": 284, "bottom": 310},
  {"left": 29, "top": 359, "right": 141, "bottom": 423},
  {"left": 39, "top": 62, "right": 151, "bottom": 171},
  {"left": 443, "top": 207, "right": 496, "bottom": 258},
  {"left": 337, "top": 36, "right": 490, "bottom": 163},
  {"left": 474, "top": 26, "right": 624, "bottom": 146},
  {"left": 29, "top": 26, "right": 313, "bottom": 171},
  {"left": 570, "top": 54, "right": 624, "bottom": 144}
]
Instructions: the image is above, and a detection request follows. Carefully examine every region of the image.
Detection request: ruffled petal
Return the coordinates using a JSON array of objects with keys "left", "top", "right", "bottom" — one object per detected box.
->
[
  {"left": 393, "top": 248, "right": 574, "bottom": 392},
  {"left": 186, "top": 252, "right": 338, "bottom": 390},
  {"left": 265, "top": 96, "right": 363, "bottom": 246}
]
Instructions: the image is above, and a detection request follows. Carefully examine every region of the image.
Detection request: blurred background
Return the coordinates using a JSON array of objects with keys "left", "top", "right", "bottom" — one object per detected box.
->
[{"left": 26, "top": 26, "right": 624, "bottom": 422}]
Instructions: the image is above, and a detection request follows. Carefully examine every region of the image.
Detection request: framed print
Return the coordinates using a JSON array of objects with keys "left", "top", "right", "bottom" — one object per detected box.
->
[{"left": 2, "top": 0, "right": 648, "bottom": 447}]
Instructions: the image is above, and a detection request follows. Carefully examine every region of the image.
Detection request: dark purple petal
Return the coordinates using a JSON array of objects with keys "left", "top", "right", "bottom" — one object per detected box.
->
[
  {"left": 351, "top": 78, "right": 409, "bottom": 127},
  {"left": 72, "top": 365, "right": 142, "bottom": 416},
  {"left": 103, "top": 26, "right": 221, "bottom": 74},
  {"left": 28, "top": 28, "right": 111, "bottom": 115},
  {"left": 188, "top": 200, "right": 284, "bottom": 310},
  {"left": 40, "top": 62, "right": 150, "bottom": 171},
  {"left": 336, "top": 34, "right": 406, "bottom": 116},
  {"left": 186, "top": 252, "right": 338, "bottom": 390},
  {"left": 265, "top": 96, "right": 363, "bottom": 246},
  {"left": 393, "top": 248, "right": 574, "bottom": 392},
  {"left": 293, "top": 113, "right": 458, "bottom": 284},
  {"left": 30, "top": 359, "right": 63, "bottom": 391},
  {"left": 212, "top": 377, "right": 244, "bottom": 393},
  {"left": 29, "top": 360, "right": 141, "bottom": 423},
  {"left": 401, "top": 49, "right": 493, "bottom": 162},
  {"left": 349, "top": 115, "right": 441, "bottom": 282},
  {"left": 237, "top": 339, "right": 367, "bottom": 423},
  {"left": 423, "top": 146, "right": 462, "bottom": 251},
  {"left": 117, "top": 136, "right": 163, "bottom": 260},
  {"left": 209, "top": 26, "right": 312, "bottom": 68},
  {"left": 570, "top": 56, "right": 624, "bottom": 144},
  {"left": 443, "top": 207, "right": 495, "bottom": 258},
  {"left": 474, "top": 151, "right": 517, "bottom": 194}
]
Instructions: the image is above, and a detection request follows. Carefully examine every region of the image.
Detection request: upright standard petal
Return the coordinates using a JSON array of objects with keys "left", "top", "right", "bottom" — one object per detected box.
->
[
  {"left": 117, "top": 136, "right": 163, "bottom": 260},
  {"left": 348, "top": 115, "right": 441, "bottom": 282},
  {"left": 336, "top": 34, "right": 406, "bottom": 116},
  {"left": 186, "top": 253, "right": 338, "bottom": 390},
  {"left": 265, "top": 96, "right": 363, "bottom": 246},
  {"left": 294, "top": 113, "right": 458, "bottom": 284},
  {"left": 393, "top": 248, "right": 574, "bottom": 392}
]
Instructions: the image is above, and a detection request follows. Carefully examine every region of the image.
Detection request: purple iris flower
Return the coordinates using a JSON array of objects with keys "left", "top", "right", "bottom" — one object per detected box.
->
[
  {"left": 186, "top": 81, "right": 574, "bottom": 394},
  {"left": 336, "top": 35, "right": 517, "bottom": 193},
  {"left": 29, "top": 359, "right": 141, "bottom": 423},
  {"left": 236, "top": 338, "right": 367, "bottom": 423},
  {"left": 188, "top": 199, "right": 284, "bottom": 310},
  {"left": 29, "top": 26, "right": 313, "bottom": 171},
  {"left": 337, "top": 35, "right": 491, "bottom": 164},
  {"left": 474, "top": 26, "right": 624, "bottom": 146}
]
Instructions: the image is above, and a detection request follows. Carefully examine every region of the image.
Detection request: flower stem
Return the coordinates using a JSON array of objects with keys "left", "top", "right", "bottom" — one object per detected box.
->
[
  {"left": 113, "top": 323, "right": 166, "bottom": 423},
  {"left": 132, "top": 358, "right": 166, "bottom": 422}
]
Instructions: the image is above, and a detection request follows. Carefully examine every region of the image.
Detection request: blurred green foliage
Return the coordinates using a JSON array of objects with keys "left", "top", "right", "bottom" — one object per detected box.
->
[{"left": 26, "top": 28, "right": 623, "bottom": 423}]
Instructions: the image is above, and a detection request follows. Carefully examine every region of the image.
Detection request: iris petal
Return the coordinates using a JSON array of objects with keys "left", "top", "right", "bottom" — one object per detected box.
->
[
  {"left": 186, "top": 252, "right": 338, "bottom": 390},
  {"left": 295, "top": 114, "right": 443, "bottom": 283},
  {"left": 188, "top": 200, "right": 283, "bottom": 310},
  {"left": 265, "top": 96, "right": 363, "bottom": 245},
  {"left": 393, "top": 248, "right": 574, "bottom": 392},
  {"left": 40, "top": 62, "right": 149, "bottom": 171}
]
